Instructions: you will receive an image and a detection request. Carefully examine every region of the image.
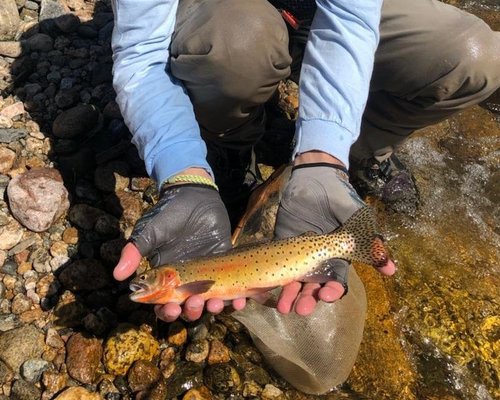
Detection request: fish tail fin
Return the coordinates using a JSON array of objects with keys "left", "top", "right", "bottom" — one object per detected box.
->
[{"left": 337, "top": 206, "right": 389, "bottom": 268}]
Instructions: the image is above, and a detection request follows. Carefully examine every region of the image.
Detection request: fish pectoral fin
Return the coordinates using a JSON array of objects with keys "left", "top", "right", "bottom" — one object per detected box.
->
[
  {"left": 176, "top": 280, "right": 216, "bottom": 296},
  {"left": 301, "top": 258, "right": 350, "bottom": 284}
]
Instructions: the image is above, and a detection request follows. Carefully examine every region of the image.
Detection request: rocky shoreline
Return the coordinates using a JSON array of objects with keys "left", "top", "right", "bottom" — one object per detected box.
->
[{"left": 1, "top": 0, "right": 499, "bottom": 399}]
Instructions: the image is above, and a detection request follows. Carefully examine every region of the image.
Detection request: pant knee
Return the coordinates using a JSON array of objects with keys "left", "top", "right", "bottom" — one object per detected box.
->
[{"left": 171, "top": 0, "right": 291, "bottom": 101}]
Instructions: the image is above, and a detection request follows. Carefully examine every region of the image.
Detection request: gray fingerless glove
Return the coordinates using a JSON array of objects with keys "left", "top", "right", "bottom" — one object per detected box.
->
[
  {"left": 274, "top": 163, "right": 366, "bottom": 291},
  {"left": 130, "top": 185, "right": 232, "bottom": 266}
]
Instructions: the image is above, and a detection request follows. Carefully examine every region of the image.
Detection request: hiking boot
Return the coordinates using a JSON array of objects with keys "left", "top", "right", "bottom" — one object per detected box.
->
[{"left": 350, "top": 154, "right": 420, "bottom": 214}]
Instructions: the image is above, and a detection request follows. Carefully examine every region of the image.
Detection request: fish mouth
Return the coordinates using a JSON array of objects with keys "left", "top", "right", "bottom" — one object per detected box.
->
[{"left": 129, "top": 282, "right": 148, "bottom": 293}]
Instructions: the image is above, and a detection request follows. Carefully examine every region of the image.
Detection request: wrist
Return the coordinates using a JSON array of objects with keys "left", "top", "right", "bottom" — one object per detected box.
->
[
  {"left": 162, "top": 168, "right": 218, "bottom": 192},
  {"left": 294, "top": 151, "right": 346, "bottom": 168}
]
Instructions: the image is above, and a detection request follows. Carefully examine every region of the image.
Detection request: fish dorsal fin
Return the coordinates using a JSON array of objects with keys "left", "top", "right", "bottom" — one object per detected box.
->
[
  {"left": 176, "top": 280, "right": 215, "bottom": 296},
  {"left": 335, "top": 206, "right": 389, "bottom": 268}
]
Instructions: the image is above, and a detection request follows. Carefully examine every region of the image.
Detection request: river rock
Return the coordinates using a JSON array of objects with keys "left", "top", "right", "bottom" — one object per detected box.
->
[
  {"left": 0, "top": 218, "right": 23, "bottom": 250},
  {"left": 185, "top": 340, "right": 209, "bottom": 363},
  {"left": 68, "top": 203, "right": 106, "bottom": 230},
  {"left": 0, "top": 102, "right": 24, "bottom": 119},
  {"left": 168, "top": 321, "right": 188, "bottom": 346},
  {"left": 127, "top": 360, "right": 161, "bottom": 392},
  {"left": 104, "top": 190, "right": 143, "bottom": 225},
  {"left": 203, "top": 363, "right": 241, "bottom": 394},
  {"left": 52, "top": 104, "right": 100, "bottom": 139},
  {"left": 0, "top": 0, "right": 20, "bottom": 41},
  {"left": 54, "top": 386, "right": 102, "bottom": 400},
  {"left": 0, "top": 360, "right": 13, "bottom": 385},
  {"left": 0, "top": 147, "right": 16, "bottom": 174},
  {"left": 7, "top": 168, "right": 69, "bottom": 232},
  {"left": 0, "top": 325, "right": 44, "bottom": 372},
  {"left": 20, "top": 358, "right": 50, "bottom": 382},
  {"left": 42, "top": 370, "right": 68, "bottom": 397},
  {"left": 103, "top": 324, "right": 160, "bottom": 376},
  {"left": 207, "top": 339, "right": 231, "bottom": 365},
  {"left": 58, "top": 259, "right": 110, "bottom": 291},
  {"left": 182, "top": 386, "right": 213, "bottom": 400},
  {"left": 66, "top": 332, "right": 102, "bottom": 384},
  {"left": 0, "top": 128, "right": 27, "bottom": 143},
  {"left": 10, "top": 378, "right": 42, "bottom": 400},
  {"left": 40, "top": 0, "right": 70, "bottom": 20}
]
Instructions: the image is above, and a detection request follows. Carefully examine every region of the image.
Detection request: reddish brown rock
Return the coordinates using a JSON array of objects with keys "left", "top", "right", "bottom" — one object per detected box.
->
[
  {"left": 127, "top": 360, "right": 161, "bottom": 392},
  {"left": 7, "top": 168, "right": 69, "bottom": 232},
  {"left": 0, "top": 147, "right": 16, "bottom": 174},
  {"left": 207, "top": 339, "right": 231, "bottom": 365},
  {"left": 66, "top": 332, "right": 102, "bottom": 384}
]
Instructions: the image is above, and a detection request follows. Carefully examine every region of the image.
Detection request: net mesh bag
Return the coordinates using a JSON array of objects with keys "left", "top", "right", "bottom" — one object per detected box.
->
[{"left": 233, "top": 265, "right": 367, "bottom": 394}]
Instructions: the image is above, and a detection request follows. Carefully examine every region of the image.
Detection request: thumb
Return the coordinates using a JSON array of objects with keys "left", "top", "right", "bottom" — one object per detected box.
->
[{"left": 113, "top": 242, "right": 142, "bottom": 281}]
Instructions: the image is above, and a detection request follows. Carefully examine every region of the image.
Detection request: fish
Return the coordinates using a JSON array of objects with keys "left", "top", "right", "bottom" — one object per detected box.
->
[{"left": 129, "top": 206, "right": 389, "bottom": 304}]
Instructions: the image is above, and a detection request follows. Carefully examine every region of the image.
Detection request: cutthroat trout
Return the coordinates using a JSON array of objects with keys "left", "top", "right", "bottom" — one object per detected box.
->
[{"left": 129, "top": 206, "right": 388, "bottom": 304}]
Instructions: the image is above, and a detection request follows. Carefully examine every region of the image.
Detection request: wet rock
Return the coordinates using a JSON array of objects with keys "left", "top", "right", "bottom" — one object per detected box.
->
[
  {"left": 11, "top": 378, "right": 42, "bottom": 400},
  {"left": 41, "top": 370, "right": 68, "bottom": 397},
  {"left": 58, "top": 259, "right": 110, "bottom": 291},
  {"left": 54, "top": 13, "right": 80, "bottom": 33},
  {"left": 52, "top": 104, "right": 100, "bottom": 139},
  {"left": 0, "top": 219, "right": 23, "bottom": 250},
  {"left": 207, "top": 339, "right": 231, "bottom": 365},
  {"left": 127, "top": 360, "right": 161, "bottom": 392},
  {"left": 168, "top": 321, "right": 188, "bottom": 346},
  {"left": 103, "top": 324, "right": 160, "bottom": 376},
  {"left": 53, "top": 386, "right": 102, "bottom": 400},
  {"left": 182, "top": 386, "right": 213, "bottom": 400},
  {"left": 0, "top": 147, "right": 16, "bottom": 174},
  {"left": 0, "top": 325, "right": 44, "bottom": 372},
  {"left": 1, "top": 258, "right": 17, "bottom": 275},
  {"left": 261, "top": 384, "right": 284, "bottom": 399},
  {"left": 0, "top": 0, "right": 20, "bottom": 41},
  {"left": 68, "top": 203, "right": 106, "bottom": 230},
  {"left": 185, "top": 339, "right": 210, "bottom": 363},
  {"left": 66, "top": 332, "right": 102, "bottom": 384},
  {"left": 164, "top": 362, "right": 204, "bottom": 398},
  {"left": 203, "top": 363, "right": 241, "bottom": 394},
  {"left": 7, "top": 168, "right": 69, "bottom": 232},
  {"left": 136, "top": 379, "right": 168, "bottom": 400},
  {"left": 94, "top": 160, "right": 130, "bottom": 193},
  {"left": 242, "top": 381, "right": 261, "bottom": 398},
  {"left": 0, "top": 128, "right": 27, "bottom": 143},
  {"left": 21, "top": 358, "right": 50, "bottom": 383},
  {"left": 98, "top": 377, "right": 120, "bottom": 399},
  {"left": 58, "top": 147, "right": 96, "bottom": 185}
]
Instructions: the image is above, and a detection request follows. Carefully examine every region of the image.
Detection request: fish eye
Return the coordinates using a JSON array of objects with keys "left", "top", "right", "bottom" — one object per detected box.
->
[{"left": 139, "top": 274, "right": 146, "bottom": 281}]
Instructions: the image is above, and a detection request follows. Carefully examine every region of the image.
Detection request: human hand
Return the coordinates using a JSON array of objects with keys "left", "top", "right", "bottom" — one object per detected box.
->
[
  {"left": 274, "top": 152, "right": 396, "bottom": 316},
  {"left": 114, "top": 170, "right": 246, "bottom": 322}
]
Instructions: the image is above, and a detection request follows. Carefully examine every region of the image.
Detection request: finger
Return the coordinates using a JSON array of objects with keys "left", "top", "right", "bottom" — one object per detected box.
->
[
  {"left": 378, "top": 259, "right": 397, "bottom": 276},
  {"left": 294, "top": 283, "right": 321, "bottom": 316},
  {"left": 182, "top": 295, "right": 205, "bottom": 321},
  {"left": 232, "top": 298, "right": 246, "bottom": 310},
  {"left": 206, "top": 298, "right": 224, "bottom": 314},
  {"left": 113, "top": 242, "right": 142, "bottom": 281},
  {"left": 277, "top": 281, "right": 302, "bottom": 314},
  {"left": 318, "top": 280, "right": 345, "bottom": 302},
  {"left": 154, "top": 303, "right": 182, "bottom": 322}
]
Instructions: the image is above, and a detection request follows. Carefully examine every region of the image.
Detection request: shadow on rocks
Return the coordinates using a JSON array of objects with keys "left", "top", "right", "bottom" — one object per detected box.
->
[{"left": 2, "top": 0, "right": 158, "bottom": 341}]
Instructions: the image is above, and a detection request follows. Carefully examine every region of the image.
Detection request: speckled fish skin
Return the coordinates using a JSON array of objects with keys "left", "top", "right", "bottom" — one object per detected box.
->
[{"left": 129, "top": 206, "right": 389, "bottom": 304}]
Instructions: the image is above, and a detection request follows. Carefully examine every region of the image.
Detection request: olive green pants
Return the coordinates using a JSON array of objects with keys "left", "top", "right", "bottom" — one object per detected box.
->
[{"left": 171, "top": 0, "right": 500, "bottom": 160}]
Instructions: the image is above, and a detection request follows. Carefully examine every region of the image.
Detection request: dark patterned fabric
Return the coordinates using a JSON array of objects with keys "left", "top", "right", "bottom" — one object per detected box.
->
[{"left": 269, "top": 0, "right": 317, "bottom": 21}]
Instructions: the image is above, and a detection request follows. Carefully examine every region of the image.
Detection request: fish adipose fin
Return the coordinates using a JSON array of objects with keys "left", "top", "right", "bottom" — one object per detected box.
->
[
  {"left": 337, "top": 206, "right": 389, "bottom": 268},
  {"left": 176, "top": 280, "right": 215, "bottom": 296}
]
